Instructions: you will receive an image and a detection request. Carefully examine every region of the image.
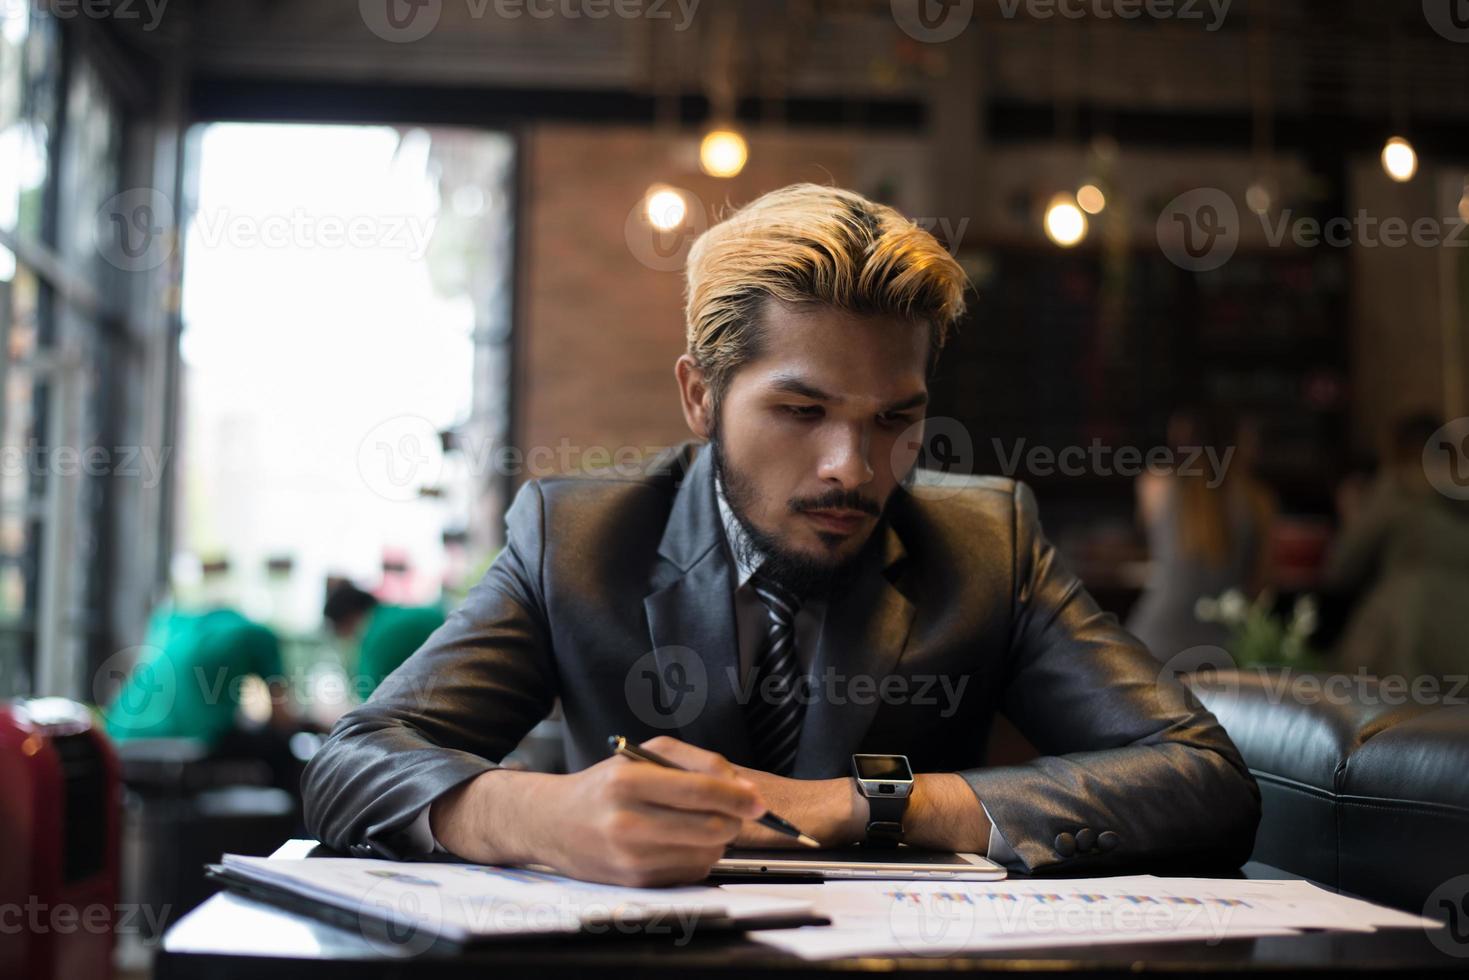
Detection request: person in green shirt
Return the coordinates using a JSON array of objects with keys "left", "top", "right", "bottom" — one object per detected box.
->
[
  {"left": 323, "top": 582, "right": 445, "bottom": 699},
  {"left": 106, "top": 604, "right": 289, "bottom": 746}
]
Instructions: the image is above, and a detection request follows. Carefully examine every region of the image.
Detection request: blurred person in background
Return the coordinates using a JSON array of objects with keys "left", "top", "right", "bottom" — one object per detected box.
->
[
  {"left": 105, "top": 569, "right": 301, "bottom": 791},
  {"left": 1126, "top": 410, "right": 1277, "bottom": 659},
  {"left": 323, "top": 580, "right": 446, "bottom": 699},
  {"left": 1325, "top": 413, "right": 1469, "bottom": 682}
]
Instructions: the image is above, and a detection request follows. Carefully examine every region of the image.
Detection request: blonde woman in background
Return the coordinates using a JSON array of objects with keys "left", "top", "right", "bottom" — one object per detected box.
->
[{"left": 1126, "top": 411, "right": 1278, "bottom": 660}]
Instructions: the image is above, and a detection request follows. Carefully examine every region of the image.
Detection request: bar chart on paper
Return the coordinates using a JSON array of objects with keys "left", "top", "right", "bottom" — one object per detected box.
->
[{"left": 728, "top": 875, "right": 1442, "bottom": 959}]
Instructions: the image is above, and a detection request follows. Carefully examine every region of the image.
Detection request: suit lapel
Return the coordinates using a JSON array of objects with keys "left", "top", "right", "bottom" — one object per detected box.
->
[
  {"left": 793, "top": 524, "right": 915, "bottom": 778},
  {"left": 642, "top": 445, "right": 754, "bottom": 765}
]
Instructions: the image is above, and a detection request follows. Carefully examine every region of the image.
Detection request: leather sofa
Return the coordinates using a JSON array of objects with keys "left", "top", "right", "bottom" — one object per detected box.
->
[{"left": 1187, "top": 669, "right": 1469, "bottom": 913}]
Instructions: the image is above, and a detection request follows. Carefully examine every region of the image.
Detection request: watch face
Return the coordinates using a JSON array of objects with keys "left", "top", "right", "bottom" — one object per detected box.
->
[{"left": 853, "top": 754, "right": 913, "bottom": 781}]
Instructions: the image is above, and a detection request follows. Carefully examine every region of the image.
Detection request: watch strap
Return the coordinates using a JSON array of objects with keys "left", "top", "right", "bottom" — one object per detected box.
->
[{"left": 864, "top": 792, "right": 907, "bottom": 847}]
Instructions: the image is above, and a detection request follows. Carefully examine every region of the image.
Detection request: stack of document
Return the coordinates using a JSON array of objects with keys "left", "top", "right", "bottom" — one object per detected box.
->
[
  {"left": 724, "top": 874, "right": 1442, "bottom": 959},
  {"left": 213, "top": 854, "right": 819, "bottom": 946},
  {"left": 215, "top": 854, "right": 1441, "bottom": 959}
]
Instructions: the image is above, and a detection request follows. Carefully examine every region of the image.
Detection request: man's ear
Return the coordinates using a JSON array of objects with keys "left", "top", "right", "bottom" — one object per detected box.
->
[{"left": 674, "top": 354, "right": 714, "bottom": 440}]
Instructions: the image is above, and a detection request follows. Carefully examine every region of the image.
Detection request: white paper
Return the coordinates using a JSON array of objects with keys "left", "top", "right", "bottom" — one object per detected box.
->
[
  {"left": 728, "top": 874, "right": 1440, "bottom": 960},
  {"left": 220, "top": 855, "right": 812, "bottom": 943}
]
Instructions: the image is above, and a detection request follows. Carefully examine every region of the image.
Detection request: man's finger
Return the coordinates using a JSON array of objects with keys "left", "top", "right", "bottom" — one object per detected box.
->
[
  {"left": 621, "top": 801, "right": 743, "bottom": 847},
  {"left": 608, "top": 763, "right": 765, "bottom": 818}
]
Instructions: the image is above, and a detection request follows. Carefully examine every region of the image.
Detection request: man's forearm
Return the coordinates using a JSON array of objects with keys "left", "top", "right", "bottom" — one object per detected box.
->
[
  {"left": 905, "top": 773, "right": 993, "bottom": 853},
  {"left": 429, "top": 768, "right": 550, "bottom": 865}
]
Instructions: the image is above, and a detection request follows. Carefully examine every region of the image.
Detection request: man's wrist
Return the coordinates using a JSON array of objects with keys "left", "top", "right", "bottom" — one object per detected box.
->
[{"left": 830, "top": 776, "right": 869, "bottom": 845}]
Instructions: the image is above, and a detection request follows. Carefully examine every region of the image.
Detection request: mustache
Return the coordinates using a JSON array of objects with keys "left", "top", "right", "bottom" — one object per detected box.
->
[{"left": 788, "top": 488, "right": 881, "bottom": 517}]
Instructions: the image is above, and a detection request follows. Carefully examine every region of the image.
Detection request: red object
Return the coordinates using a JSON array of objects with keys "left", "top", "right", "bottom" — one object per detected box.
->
[{"left": 0, "top": 699, "right": 121, "bottom": 980}]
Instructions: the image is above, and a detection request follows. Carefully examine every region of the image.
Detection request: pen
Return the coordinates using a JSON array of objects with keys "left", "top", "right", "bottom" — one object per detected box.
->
[{"left": 607, "top": 735, "right": 822, "bottom": 848}]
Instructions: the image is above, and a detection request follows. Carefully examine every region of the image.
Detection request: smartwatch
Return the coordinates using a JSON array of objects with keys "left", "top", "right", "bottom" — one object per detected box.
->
[{"left": 851, "top": 754, "right": 914, "bottom": 847}]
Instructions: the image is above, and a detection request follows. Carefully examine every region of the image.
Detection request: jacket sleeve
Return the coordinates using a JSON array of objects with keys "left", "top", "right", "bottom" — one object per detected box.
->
[
  {"left": 960, "top": 482, "right": 1261, "bottom": 873},
  {"left": 301, "top": 481, "right": 558, "bottom": 857}
]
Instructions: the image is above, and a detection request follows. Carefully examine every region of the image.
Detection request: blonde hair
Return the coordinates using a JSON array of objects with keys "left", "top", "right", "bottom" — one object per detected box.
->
[{"left": 683, "top": 183, "right": 968, "bottom": 402}]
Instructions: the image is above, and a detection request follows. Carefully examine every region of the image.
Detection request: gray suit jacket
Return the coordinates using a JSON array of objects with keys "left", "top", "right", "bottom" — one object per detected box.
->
[{"left": 302, "top": 442, "right": 1260, "bottom": 872}]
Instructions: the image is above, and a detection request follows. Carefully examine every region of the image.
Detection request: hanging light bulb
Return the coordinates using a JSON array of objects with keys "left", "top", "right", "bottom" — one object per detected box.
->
[
  {"left": 699, "top": 129, "right": 748, "bottom": 178},
  {"left": 1043, "top": 194, "right": 1088, "bottom": 247},
  {"left": 1381, "top": 136, "right": 1418, "bottom": 182},
  {"left": 1076, "top": 183, "right": 1106, "bottom": 215},
  {"left": 1457, "top": 177, "right": 1469, "bottom": 224},
  {"left": 644, "top": 185, "right": 687, "bottom": 231},
  {"left": 1245, "top": 179, "right": 1274, "bottom": 215}
]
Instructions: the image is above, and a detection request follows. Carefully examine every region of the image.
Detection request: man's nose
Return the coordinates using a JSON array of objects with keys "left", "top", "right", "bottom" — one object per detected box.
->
[{"left": 817, "top": 424, "right": 875, "bottom": 488}]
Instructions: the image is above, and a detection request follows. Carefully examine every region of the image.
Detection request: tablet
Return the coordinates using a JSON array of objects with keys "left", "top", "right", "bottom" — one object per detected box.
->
[{"left": 711, "top": 848, "right": 1006, "bottom": 881}]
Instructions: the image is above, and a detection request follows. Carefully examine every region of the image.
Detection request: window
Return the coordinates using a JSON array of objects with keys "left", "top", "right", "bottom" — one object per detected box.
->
[{"left": 1, "top": 7, "right": 131, "bottom": 698}]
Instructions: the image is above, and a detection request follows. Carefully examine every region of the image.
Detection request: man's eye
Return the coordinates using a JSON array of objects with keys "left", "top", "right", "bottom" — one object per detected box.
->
[
  {"left": 880, "top": 413, "right": 916, "bottom": 428},
  {"left": 782, "top": 405, "right": 822, "bottom": 419}
]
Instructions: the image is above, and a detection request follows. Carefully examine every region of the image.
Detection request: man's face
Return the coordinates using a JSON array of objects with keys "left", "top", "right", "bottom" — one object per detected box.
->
[{"left": 705, "top": 300, "right": 930, "bottom": 593}]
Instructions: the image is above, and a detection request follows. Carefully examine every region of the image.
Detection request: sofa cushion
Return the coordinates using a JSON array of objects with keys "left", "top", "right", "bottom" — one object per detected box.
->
[
  {"left": 1186, "top": 669, "right": 1430, "bottom": 892},
  {"left": 1338, "top": 705, "right": 1469, "bottom": 911}
]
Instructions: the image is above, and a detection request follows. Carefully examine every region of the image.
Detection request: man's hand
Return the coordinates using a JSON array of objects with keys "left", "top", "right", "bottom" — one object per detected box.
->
[
  {"left": 430, "top": 737, "right": 766, "bottom": 886},
  {"left": 728, "top": 764, "right": 868, "bottom": 848}
]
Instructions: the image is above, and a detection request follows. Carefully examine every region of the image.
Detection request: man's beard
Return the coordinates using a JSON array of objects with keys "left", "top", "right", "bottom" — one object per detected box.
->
[{"left": 709, "top": 433, "right": 882, "bottom": 599}]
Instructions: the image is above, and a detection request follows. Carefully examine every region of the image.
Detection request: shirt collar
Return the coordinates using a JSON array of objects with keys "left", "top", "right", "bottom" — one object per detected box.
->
[{"left": 714, "top": 473, "right": 763, "bottom": 589}]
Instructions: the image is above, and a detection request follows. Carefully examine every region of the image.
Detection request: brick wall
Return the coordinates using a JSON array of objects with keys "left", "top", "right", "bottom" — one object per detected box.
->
[{"left": 514, "top": 124, "right": 927, "bottom": 473}]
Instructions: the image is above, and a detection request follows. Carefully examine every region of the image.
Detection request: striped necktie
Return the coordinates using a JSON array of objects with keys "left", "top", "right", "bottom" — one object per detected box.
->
[{"left": 745, "top": 572, "right": 807, "bottom": 776}]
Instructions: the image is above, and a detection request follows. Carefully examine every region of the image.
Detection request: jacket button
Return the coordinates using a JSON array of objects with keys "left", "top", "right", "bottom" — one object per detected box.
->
[
  {"left": 1076, "top": 828, "right": 1096, "bottom": 852},
  {"left": 1054, "top": 832, "right": 1077, "bottom": 857},
  {"left": 1098, "top": 831, "right": 1120, "bottom": 852}
]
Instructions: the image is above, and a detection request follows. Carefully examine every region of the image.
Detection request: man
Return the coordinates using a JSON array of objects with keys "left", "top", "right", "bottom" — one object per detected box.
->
[
  {"left": 108, "top": 599, "right": 300, "bottom": 790},
  {"left": 322, "top": 580, "right": 447, "bottom": 699},
  {"left": 108, "top": 602, "right": 288, "bottom": 746},
  {"left": 303, "top": 183, "right": 1259, "bottom": 886}
]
